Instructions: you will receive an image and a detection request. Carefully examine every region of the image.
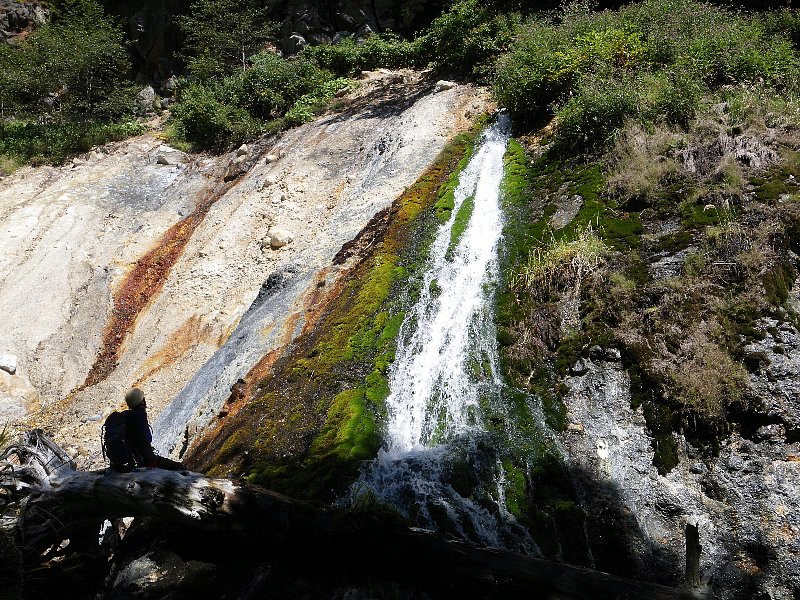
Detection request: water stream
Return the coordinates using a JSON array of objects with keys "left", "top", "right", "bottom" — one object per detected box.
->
[{"left": 349, "top": 115, "right": 540, "bottom": 553}]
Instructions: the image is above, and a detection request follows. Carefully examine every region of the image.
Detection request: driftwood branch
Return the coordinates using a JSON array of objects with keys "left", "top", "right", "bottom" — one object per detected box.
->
[{"left": 1, "top": 430, "right": 707, "bottom": 600}]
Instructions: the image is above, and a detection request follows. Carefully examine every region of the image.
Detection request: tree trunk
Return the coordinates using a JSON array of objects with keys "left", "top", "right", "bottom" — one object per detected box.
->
[{"left": 1, "top": 430, "right": 707, "bottom": 600}]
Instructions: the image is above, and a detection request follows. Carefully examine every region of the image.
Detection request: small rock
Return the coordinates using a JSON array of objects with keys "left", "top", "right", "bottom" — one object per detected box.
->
[
  {"left": 265, "top": 154, "right": 279, "bottom": 163},
  {"left": 567, "top": 423, "right": 585, "bottom": 433},
  {"left": 264, "top": 175, "right": 278, "bottom": 185},
  {"left": 0, "top": 354, "right": 17, "bottom": 375},
  {"left": 88, "top": 150, "right": 103, "bottom": 161},
  {"left": 72, "top": 158, "right": 86, "bottom": 167},
  {"left": 570, "top": 358, "right": 590, "bottom": 376},
  {"left": 82, "top": 413, "right": 103, "bottom": 423},
  {"left": 268, "top": 228, "right": 295, "bottom": 248},
  {"left": 605, "top": 348, "right": 622, "bottom": 361},
  {"left": 435, "top": 80, "right": 457, "bottom": 92},
  {"left": 236, "top": 144, "right": 250, "bottom": 157},
  {"left": 156, "top": 152, "right": 184, "bottom": 166},
  {"left": 689, "top": 462, "right": 705, "bottom": 474},
  {"left": 589, "top": 345, "right": 604, "bottom": 360}
]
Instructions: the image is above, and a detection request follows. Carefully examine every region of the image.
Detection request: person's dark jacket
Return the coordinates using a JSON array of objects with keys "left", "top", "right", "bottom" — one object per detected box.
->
[{"left": 125, "top": 404, "right": 157, "bottom": 467}]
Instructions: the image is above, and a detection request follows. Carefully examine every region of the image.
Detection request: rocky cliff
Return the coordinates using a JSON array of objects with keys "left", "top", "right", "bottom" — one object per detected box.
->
[{"left": 0, "top": 72, "right": 489, "bottom": 470}]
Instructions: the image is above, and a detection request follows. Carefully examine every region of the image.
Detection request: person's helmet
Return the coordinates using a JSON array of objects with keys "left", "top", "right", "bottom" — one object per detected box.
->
[{"left": 125, "top": 387, "right": 145, "bottom": 408}]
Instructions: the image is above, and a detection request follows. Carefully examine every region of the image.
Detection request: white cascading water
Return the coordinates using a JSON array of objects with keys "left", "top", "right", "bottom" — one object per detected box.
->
[
  {"left": 384, "top": 115, "right": 508, "bottom": 452},
  {"left": 351, "top": 114, "right": 539, "bottom": 553}
]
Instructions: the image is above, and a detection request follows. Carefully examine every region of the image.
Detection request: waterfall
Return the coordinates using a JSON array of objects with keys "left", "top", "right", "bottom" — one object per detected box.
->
[{"left": 349, "top": 114, "right": 539, "bottom": 553}]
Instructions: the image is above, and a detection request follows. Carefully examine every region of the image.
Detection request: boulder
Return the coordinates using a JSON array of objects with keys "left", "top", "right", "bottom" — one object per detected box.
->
[
  {"left": 0, "top": 353, "right": 17, "bottom": 375},
  {"left": 268, "top": 228, "right": 295, "bottom": 248},
  {"left": 285, "top": 33, "right": 307, "bottom": 55},
  {"left": 162, "top": 75, "right": 178, "bottom": 93},
  {"left": 135, "top": 85, "right": 156, "bottom": 116},
  {"left": 223, "top": 154, "right": 249, "bottom": 181},
  {"left": 0, "top": 0, "right": 47, "bottom": 44}
]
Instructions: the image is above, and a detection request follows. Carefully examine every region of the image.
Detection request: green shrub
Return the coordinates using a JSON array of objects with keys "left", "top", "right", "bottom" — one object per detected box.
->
[
  {"left": 0, "top": 0, "right": 134, "bottom": 120},
  {"left": 285, "top": 78, "right": 354, "bottom": 125},
  {"left": 239, "top": 53, "right": 333, "bottom": 119},
  {"left": 495, "top": 0, "right": 800, "bottom": 149},
  {"left": 304, "top": 34, "right": 422, "bottom": 75},
  {"left": 169, "top": 84, "right": 261, "bottom": 150},
  {"left": 422, "top": 0, "right": 520, "bottom": 79},
  {"left": 0, "top": 119, "right": 144, "bottom": 165},
  {"left": 493, "top": 22, "right": 571, "bottom": 124},
  {"left": 553, "top": 74, "right": 641, "bottom": 152}
]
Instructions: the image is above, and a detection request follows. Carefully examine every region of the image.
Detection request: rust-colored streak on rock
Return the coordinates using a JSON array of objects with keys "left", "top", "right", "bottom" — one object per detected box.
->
[
  {"left": 80, "top": 179, "right": 237, "bottom": 391},
  {"left": 134, "top": 315, "right": 216, "bottom": 385}
]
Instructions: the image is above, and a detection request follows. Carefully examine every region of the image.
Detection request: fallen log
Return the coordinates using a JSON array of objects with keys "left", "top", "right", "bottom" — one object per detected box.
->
[{"left": 1, "top": 430, "right": 707, "bottom": 600}]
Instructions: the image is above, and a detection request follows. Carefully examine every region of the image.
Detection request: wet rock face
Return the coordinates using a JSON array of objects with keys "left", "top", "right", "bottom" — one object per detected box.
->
[{"left": 560, "top": 350, "right": 800, "bottom": 599}]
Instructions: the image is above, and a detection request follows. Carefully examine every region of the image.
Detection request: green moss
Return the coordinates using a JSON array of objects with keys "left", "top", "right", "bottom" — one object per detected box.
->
[
  {"left": 679, "top": 200, "right": 723, "bottom": 229},
  {"left": 433, "top": 134, "right": 478, "bottom": 222},
  {"left": 501, "top": 459, "right": 528, "bottom": 518},
  {"left": 751, "top": 151, "right": 800, "bottom": 203},
  {"left": 310, "top": 387, "right": 381, "bottom": 461},
  {"left": 658, "top": 230, "right": 694, "bottom": 253},
  {"left": 447, "top": 195, "right": 475, "bottom": 257}
]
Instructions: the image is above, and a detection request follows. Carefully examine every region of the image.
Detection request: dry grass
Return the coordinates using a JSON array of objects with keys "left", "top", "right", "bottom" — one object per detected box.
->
[
  {"left": 514, "top": 224, "right": 608, "bottom": 300},
  {"left": 606, "top": 121, "right": 685, "bottom": 201},
  {"left": 0, "top": 155, "right": 20, "bottom": 176},
  {"left": 657, "top": 322, "right": 748, "bottom": 419}
]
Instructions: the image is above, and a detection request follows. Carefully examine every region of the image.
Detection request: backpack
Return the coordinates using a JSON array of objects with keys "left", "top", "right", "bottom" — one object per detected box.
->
[{"left": 101, "top": 411, "right": 136, "bottom": 470}]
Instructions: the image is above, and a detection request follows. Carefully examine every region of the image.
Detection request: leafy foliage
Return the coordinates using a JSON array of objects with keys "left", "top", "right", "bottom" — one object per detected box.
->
[
  {"left": 494, "top": 0, "right": 800, "bottom": 150},
  {"left": 303, "top": 34, "right": 423, "bottom": 75},
  {"left": 421, "top": 0, "right": 520, "bottom": 79},
  {"left": 177, "top": 0, "right": 276, "bottom": 77},
  {"left": 0, "top": 0, "right": 133, "bottom": 120},
  {"left": 0, "top": 0, "right": 137, "bottom": 167},
  {"left": 168, "top": 52, "right": 345, "bottom": 150}
]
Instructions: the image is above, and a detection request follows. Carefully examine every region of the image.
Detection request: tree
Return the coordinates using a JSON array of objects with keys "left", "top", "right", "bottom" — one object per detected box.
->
[
  {"left": 0, "top": 0, "right": 133, "bottom": 120},
  {"left": 1, "top": 430, "right": 705, "bottom": 600},
  {"left": 177, "top": 0, "right": 276, "bottom": 77}
]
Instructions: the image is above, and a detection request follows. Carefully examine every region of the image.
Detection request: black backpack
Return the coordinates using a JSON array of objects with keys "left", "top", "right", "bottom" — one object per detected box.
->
[{"left": 101, "top": 411, "right": 136, "bottom": 470}]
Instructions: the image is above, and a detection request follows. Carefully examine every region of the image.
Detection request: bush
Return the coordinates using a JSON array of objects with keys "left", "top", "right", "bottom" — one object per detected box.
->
[
  {"left": 553, "top": 74, "right": 641, "bottom": 152},
  {"left": 0, "top": 119, "right": 144, "bottom": 165},
  {"left": 169, "top": 84, "right": 261, "bottom": 150},
  {"left": 284, "top": 78, "right": 354, "bottom": 125},
  {"left": 304, "top": 34, "right": 422, "bottom": 75},
  {"left": 493, "top": 22, "right": 571, "bottom": 125},
  {"left": 169, "top": 52, "right": 342, "bottom": 149},
  {"left": 238, "top": 53, "right": 333, "bottom": 119},
  {"left": 495, "top": 0, "right": 800, "bottom": 150},
  {"left": 0, "top": 0, "right": 134, "bottom": 120},
  {"left": 421, "top": 0, "right": 520, "bottom": 79}
]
